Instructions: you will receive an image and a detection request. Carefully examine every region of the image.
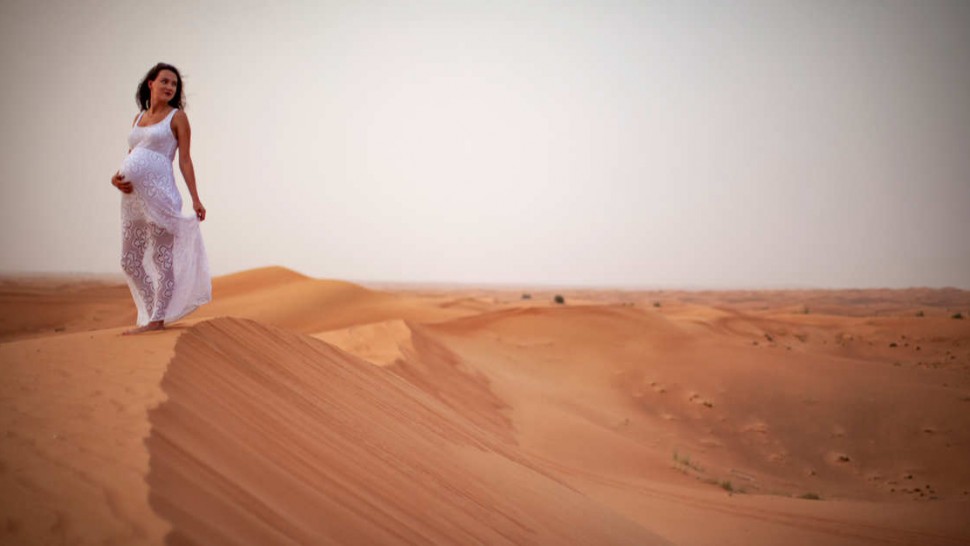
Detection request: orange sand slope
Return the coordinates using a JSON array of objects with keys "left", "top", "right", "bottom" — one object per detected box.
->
[{"left": 2, "top": 266, "right": 970, "bottom": 545}]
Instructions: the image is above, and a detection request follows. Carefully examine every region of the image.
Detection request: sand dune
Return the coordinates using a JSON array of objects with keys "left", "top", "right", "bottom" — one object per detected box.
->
[
  {"left": 1, "top": 267, "right": 969, "bottom": 545},
  {"left": 197, "top": 266, "right": 489, "bottom": 335},
  {"left": 147, "top": 317, "right": 667, "bottom": 544}
]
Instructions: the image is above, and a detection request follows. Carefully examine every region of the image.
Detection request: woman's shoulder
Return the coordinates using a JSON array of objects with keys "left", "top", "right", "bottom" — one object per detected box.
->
[
  {"left": 171, "top": 108, "right": 189, "bottom": 125},
  {"left": 170, "top": 108, "right": 191, "bottom": 137}
]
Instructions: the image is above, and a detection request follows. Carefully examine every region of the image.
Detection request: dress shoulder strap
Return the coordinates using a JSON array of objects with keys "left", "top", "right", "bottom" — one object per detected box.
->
[
  {"left": 164, "top": 108, "right": 179, "bottom": 131},
  {"left": 133, "top": 110, "right": 145, "bottom": 127}
]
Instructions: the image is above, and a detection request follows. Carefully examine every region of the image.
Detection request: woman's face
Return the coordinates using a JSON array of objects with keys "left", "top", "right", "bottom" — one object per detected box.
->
[{"left": 149, "top": 69, "right": 179, "bottom": 103}]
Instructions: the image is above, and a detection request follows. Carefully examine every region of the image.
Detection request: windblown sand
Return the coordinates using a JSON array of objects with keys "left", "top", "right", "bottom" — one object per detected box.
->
[{"left": 2, "top": 267, "right": 969, "bottom": 545}]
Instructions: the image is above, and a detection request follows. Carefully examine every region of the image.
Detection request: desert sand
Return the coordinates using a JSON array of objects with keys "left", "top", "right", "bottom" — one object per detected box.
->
[{"left": 2, "top": 266, "right": 969, "bottom": 545}]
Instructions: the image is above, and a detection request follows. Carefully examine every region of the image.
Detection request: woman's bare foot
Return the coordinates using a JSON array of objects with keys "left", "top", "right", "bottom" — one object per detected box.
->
[{"left": 122, "top": 320, "right": 165, "bottom": 335}]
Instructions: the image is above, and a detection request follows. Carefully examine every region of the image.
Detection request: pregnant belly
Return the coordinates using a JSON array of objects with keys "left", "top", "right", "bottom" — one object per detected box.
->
[{"left": 120, "top": 148, "right": 172, "bottom": 184}]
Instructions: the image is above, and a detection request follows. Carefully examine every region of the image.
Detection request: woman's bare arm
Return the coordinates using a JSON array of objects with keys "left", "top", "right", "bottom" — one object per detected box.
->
[{"left": 172, "top": 110, "right": 206, "bottom": 221}]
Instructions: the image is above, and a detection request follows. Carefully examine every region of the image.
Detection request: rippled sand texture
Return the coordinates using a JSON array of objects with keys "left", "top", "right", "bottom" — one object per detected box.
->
[{"left": 2, "top": 267, "right": 970, "bottom": 545}]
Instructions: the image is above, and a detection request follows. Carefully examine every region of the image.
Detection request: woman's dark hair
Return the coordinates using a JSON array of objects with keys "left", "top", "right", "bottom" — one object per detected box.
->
[{"left": 136, "top": 62, "right": 185, "bottom": 111}]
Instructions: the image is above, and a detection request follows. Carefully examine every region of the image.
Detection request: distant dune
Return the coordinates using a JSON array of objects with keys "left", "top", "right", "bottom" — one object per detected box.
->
[{"left": 2, "top": 267, "right": 969, "bottom": 545}]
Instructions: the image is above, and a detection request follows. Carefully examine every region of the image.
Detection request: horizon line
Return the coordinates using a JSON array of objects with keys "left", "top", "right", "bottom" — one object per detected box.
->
[{"left": 2, "top": 267, "right": 967, "bottom": 293}]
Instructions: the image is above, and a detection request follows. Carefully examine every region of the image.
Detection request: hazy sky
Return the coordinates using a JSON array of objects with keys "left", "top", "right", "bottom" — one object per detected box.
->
[{"left": 1, "top": 0, "right": 968, "bottom": 288}]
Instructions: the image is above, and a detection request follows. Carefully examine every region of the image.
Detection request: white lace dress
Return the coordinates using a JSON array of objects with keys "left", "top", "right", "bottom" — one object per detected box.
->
[{"left": 119, "top": 108, "right": 211, "bottom": 325}]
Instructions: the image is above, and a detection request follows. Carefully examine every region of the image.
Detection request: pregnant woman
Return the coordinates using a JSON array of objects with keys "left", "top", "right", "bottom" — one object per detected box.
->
[{"left": 111, "top": 62, "right": 211, "bottom": 334}]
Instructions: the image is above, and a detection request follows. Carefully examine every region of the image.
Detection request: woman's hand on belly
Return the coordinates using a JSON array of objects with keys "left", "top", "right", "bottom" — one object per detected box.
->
[{"left": 112, "top": 172, "right": 133, "bottom": 194}]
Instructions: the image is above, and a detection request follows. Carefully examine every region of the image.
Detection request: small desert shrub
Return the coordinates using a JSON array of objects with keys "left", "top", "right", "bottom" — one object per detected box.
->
[
  {"left": 672, "top": 450, "right": 702, "bottom": 472},
  {"left": 953, "top": 312, "right": 964, "bottom": 320},
  {"left": 521, "top": 293, "right": 532, "bottom": 300},
  {"left": 554, "top": 294, "right": 565, "bottom": 304},
  {"left": 915, "top": 310, "right": 925, "bottom": 317},
  {"left": 653, "top": 301, "right": 661, "bottom": 308},
  {"left": 720, "top": 480, "right": 734, "bottom": 493},
  {"left": 799, "top": 492, "right": 821, "bottom": 500}
]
